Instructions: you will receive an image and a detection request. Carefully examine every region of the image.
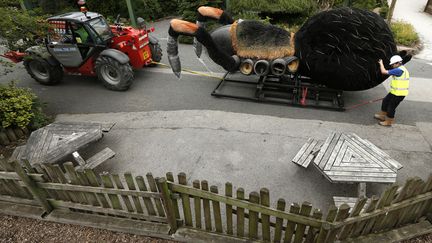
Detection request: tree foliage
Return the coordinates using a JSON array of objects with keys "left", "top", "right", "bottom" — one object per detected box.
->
[
  {"left": 0, "top": 0, "right": 20, "bottom": 8},
  {"left": 0, "top": 6, "right": 48, "bottom": 51},
  {"left": 85, "top": 0, "right": 178, "bottom": 21},
  {"left": 179, "top": 0, "right": 223, "bottom": 22}
]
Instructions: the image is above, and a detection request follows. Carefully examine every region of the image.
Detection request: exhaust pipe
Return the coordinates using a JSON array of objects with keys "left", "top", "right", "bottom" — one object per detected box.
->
[
  {"left": 239, "top": 59, "right": 254, "bottom": 75},
  {"left": 284, "top": 56, "right": 299, "bottom": 73},
  {"left": 271, "top": 59, "right": 287, "bottom": 76},
  {"left": 254, "top": 60, "right": 270, "bottom": 76}
]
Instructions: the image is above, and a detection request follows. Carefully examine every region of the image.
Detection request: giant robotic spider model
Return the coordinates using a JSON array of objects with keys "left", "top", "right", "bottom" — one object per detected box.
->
[{"left": 167, "top": 6, "right": 411, "bottom": 110}]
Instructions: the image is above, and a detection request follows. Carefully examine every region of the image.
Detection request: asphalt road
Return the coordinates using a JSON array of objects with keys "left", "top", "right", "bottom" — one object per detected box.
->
[{"left": 1, "top": 19, "right": 432, "bottom": 126}]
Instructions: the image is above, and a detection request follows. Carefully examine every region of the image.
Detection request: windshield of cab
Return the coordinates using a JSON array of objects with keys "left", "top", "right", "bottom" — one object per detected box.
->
[{"left": 88, "top": 17, "right": 112, "bottom": 42}]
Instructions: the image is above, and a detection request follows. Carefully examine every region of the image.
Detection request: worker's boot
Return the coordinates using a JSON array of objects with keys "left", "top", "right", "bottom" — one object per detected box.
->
[
  {"left": 374, "top": 111, "right": 387, "bottom": 121},
  {"left": 379, "top": 117, "right": 394, "bottom": 126}
]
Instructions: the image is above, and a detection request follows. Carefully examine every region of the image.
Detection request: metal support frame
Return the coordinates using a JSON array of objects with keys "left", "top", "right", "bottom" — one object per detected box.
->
[{"left": 211, "top": 72, "right": 345, "bottom": 111}]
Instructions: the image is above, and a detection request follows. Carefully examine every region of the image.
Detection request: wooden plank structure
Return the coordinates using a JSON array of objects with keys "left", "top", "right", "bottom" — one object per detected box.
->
[
  {"left": 18, "top": 122, "right": 103, "bottom": 165},
  {"left": 313, "top": 132, "right": 402, "bottom": 183},
  {"left": 333, "top": 196, "right": 371, "bottom": 210},
  {"left": 292, "top": 138, "right": 323, "bottom": 168},
  {"left": 293, "top": 132, "right": 404, "bottom": 212},
  {"left": 293, "top": 132, "right": 402, "bottom": 183},
  {"left": 1, "top": 156, "right": 432, "bottom": 242},
  {"left": 73, "top": 147, "right": 116, "bottom": 170}
]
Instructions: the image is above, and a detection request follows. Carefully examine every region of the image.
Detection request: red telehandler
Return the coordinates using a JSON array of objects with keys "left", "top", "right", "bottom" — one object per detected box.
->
[{"left": 1, "top": 1, "right": 162, "bottom": 91}]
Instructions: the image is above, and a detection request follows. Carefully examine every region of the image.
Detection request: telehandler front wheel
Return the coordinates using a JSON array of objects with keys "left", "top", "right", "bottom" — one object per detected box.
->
[
  {"left": 95, "top": 56, "right": 134, "bottom": 91},
  {"left": 149, "top": 42, "right": 163, "bottom": 63}
]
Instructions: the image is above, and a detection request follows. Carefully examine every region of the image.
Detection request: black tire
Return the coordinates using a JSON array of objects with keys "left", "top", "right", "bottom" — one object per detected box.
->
[
  {"left": 95, "top": 56, "right": 134, "bottom": 91},
  {"left": 24, "top": 56, "right": 63, "bottom": 85},
  {"left": 149, "top": 42, "right": 162, "bottom": 65}
]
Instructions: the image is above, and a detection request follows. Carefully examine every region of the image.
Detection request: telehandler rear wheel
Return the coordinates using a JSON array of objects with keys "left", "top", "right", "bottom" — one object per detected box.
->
[{"left": 24, "top": 56, "right": 63, "bottom": 85}]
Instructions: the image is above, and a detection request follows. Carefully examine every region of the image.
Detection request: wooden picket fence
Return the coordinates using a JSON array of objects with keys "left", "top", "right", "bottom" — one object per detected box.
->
[{"left": 0, "top": 157, "right": 431, "bottom": 242}]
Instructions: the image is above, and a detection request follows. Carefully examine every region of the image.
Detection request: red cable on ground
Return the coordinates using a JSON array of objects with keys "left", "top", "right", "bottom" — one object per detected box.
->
[
  {"left": 300, "top": 87, "right": 308, "bottom": 106},
  {"left": 345, "top": 97, "right": 384, "bottom": 110}
]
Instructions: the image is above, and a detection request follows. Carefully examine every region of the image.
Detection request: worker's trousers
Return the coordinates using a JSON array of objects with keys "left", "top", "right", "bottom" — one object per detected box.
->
[{"left": 381, "top": 93, "right": 405, "bottom": 118}]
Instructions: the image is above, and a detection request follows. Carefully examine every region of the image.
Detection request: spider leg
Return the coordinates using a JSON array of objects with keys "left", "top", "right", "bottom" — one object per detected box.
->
[
  {"left": 168, "top": 19, "right": 239, "bottom": 78},
  {"left": 194, "top": 6, "right": 235, "bottom": 57}
]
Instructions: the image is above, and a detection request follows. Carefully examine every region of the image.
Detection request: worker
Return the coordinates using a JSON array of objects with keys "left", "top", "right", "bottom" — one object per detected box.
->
[
  {"left": 374, "top": 55, "right": 410, "bottom": 126},
  {"left": 72, "top": 23, "right": 89, "bottom": 44}
]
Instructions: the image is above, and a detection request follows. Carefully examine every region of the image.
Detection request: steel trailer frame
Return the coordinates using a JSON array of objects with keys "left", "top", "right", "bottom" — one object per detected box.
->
[{"left": 211, "top": 72, "right": 345, "bottom": 111}]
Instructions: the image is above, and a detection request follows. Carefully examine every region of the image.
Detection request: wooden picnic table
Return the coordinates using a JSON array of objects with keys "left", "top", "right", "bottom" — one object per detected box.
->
[
  {"left": 292, "top": 132, "right": 403, "bottom": 209},
  {"left": 314, "top": 132, "right": 402, "bottom": 184},
  {"left": 293, "top": 132, "right": 402, "bottom": 183},
  {"left": 10, "top": 122, "right": 115, "bottom": 169}
]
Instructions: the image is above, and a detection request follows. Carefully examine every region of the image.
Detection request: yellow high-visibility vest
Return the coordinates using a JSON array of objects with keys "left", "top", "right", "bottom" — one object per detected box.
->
[
  {"left": 390, "top": 66, "right": 410, "bottom": 96},
  {"left": 75, "top": 27, "right": 89, "bottom": 44}
]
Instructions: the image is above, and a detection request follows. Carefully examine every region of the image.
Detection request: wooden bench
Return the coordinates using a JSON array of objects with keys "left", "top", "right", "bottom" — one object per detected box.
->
[
  {"left": 9, "top": 145, "right": 26, "bottom": 163},
  {"left": 333, "top": 196, "right": 371, "bottom": 212},
  {"left": 292, "top": 138, "right": 323, "bottom": 168},
  {"left": 73, "top": 147, "right": 115, "bottom": 170},
  {"left": 333, "top": 182, "right": 368, "bottom": 211}
]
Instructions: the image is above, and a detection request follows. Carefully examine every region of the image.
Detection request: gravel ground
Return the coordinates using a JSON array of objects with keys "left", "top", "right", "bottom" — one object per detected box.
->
[
  {"left": 1, "top": 213, "right": 431, "bottom": 243},
  {"left": 0, "top": 214, "right": 176, "bottom": 243},
  {"left": 402, "top": 234, "right": 432, "bottom": 243}
]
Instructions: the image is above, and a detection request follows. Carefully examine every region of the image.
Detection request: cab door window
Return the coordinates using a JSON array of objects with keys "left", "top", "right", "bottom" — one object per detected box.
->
[{"left": 71, "top": 23, "right": 93, "bottom": 44}]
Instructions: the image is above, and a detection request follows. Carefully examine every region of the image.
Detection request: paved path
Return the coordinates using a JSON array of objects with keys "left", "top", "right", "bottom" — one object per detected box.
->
[
  {"left": 56, "top": 110, "right": 432, "bottom": 211},
  {"left": 391, "top": 0, "right": 432, "bottom": 61}
]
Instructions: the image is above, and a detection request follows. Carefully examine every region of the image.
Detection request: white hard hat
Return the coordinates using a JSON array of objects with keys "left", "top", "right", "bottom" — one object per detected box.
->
[{"left": 389, "top": 55, "right": 403, "bottom": 65}]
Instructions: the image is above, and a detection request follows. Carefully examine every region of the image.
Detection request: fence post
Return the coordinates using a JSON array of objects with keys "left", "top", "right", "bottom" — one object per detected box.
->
[
  {"left": 9, "top": 160, "right": 53, "bottom": 214},
  {"left": 157, "top": 177, "right": 178, "bottom": 233}
]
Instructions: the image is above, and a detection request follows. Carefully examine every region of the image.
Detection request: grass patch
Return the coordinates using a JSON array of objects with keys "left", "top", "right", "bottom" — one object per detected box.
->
[{"left": 391, "top": 21, "right": 419, "bottom": 47}]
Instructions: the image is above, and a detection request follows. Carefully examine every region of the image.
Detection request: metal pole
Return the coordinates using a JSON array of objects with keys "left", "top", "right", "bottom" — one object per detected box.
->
[
  {"left": 125, "top": 0, "right": 137, "bottom": 28},
  {"left": 425, "top": 0, "right": 432, "bottom": 12},
  {"left": 19, "top": 0, "right": 27, "bottom": 10},
  {"left": 387, "top": 0, "right": 398, "bottom": 23},
  {"left": 344, "top": 0, "right": 352, "bottom": 7}
]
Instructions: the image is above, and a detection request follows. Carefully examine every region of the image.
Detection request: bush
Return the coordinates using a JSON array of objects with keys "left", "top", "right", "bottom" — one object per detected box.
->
[
  {"left": 0, "top": 6, "right": 49, "bottom": 51},
  {"left": 0, "top": 82, "right": 49, "bottom": 130},
  {"left": 229, "top": 0, "right": 316, "bottom": 16},
  {"left": 86, "top": 0, "right": 178, "bottom": 21},
  {"left": 391, "top": 21, "right": 419, "bottom": 46}
]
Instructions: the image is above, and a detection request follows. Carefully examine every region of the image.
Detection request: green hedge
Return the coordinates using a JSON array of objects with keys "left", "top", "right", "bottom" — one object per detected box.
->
[
  {"left": 391, "top": 21, "right": 420, "bottom": 47},
  {"left": 0, "top": 82, "right": 49, "bottom": 130},
  {"left": 229, "top": 0, "right": 316, "bottom": 15}
]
